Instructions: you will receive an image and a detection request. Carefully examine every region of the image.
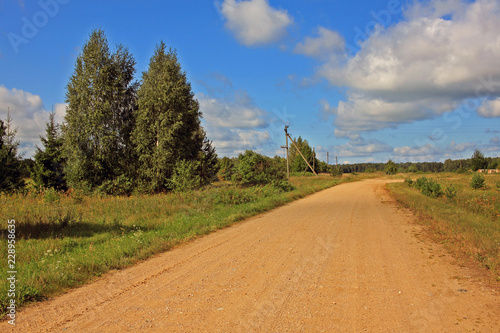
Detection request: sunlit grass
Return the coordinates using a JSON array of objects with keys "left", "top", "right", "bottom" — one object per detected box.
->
[{"left": 388, "top": 172, "right": 500, "bottom": 276}]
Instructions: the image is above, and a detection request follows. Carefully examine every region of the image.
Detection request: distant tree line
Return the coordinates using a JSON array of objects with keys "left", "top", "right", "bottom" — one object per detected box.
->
[
  {"left": 1, "top": 29, "right": 217, "bottom": 194},
  {"left": 338, "top": 149, "right": 498, "bottom": 174}
]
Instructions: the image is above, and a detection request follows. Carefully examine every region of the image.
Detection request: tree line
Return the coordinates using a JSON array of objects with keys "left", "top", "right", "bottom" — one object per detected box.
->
[
  {"left": 1, "top": 29, "right": 217, "bottom": 194},
  {"left": 340, "top": 149, "right": 498, "bottom": 174}
]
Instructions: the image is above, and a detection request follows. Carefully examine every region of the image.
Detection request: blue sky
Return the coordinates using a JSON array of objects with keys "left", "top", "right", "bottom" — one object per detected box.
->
[{"left": 0, "top": 0, "right": 499, "bottom": 164}]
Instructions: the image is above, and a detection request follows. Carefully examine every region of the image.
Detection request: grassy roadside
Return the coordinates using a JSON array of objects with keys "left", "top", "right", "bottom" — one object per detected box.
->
[
  {"left": 387, "top": 173, "right": 500, "bottom": 278},
  {"left": 0, "top": 174, "right": 368, "bottom": 315}
]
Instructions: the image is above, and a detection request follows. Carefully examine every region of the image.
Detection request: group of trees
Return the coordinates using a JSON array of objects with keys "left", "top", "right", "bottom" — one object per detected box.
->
[{"left": 1, "top": 29, "right": 217, "bottom": 194}]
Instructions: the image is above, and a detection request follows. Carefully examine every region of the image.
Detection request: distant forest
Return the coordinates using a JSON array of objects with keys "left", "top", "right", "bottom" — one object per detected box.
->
[{"left": 338, "top": 152, "right": 499, "bottom": 174}]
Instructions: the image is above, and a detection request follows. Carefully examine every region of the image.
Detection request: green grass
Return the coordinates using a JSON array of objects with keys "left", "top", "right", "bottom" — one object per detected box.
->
[
  {"left": 388, "top": 172, "right": 500, "bottom": 276},
  {"left": 0, "top": 175, "right": 366, "bottom": 315}
]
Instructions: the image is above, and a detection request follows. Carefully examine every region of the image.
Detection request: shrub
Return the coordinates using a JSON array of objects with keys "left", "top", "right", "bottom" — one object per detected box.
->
[
  {"left": 271, "top": 179, "right": 295, "bottom": 192},
  {"left": 444, "top": 185, "right": 458, "bottom": 200},
  {"left": 415, "top": 176, "right": 429, "bottom": 190},
  {"left": 330, "top": 166, "right": 343, "bottom": 178},
  {"left": 470, "top": 173, "right": 486, "bottom": 189},
  {"left": 404, "top": 177, "right": 414, "bottom": 186},
  {"left": 217, "top": 157, "right": 235, "bottom": 181},
  {"left": 422, "top": 179, "right": 443, "bottom": 198},
  {"left": 415, "top": 176, "right": 443, "bottom": 198},
  {"left": 496, "top": 181, "right": 500, "bottom": 191},
  {"left": 232, "top": 150, "right": 286, "bottom": 186},
  {"left": 96, "top": 175, "right": 134, "bottom": 196},
  {"left": 43, "top": 187, "right": 60, "bottom": 203}
]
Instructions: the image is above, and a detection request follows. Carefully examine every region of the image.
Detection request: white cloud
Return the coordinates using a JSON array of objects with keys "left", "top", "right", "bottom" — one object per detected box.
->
[
  {"left": 219, "top": 0, "right": 293, "bottom": 46},
  {"left": 198, "top": 92, "right": 268, "bottom": 129},
  {"left": 294, "top": 27, "right": 345, "bottom": 60},
  {"left": 393, "top": 141, "right": 475, "bottom": 162},
  {"left": 323, "top": 93, "right": 456, "bottom": 133},
  {"left": 197, "top": 90, "right": 274, "bottom": 157},
  {"left": 478, "top": 98, "right": 500, "bottom": 118},
  {"left": 327, "top": 0, "right": 500, "bottom": 97},
  {"left": 317, "top": 0, "right": 500, "bottom": 133},
  {"left": 334, "top": 137, "right": 392, "bottom": 158},
  {"left": 0, "top": 85, "right": 65, "bottom": 157}
]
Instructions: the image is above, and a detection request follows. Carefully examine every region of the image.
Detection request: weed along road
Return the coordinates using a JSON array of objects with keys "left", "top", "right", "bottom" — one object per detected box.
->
[{"left": 4, "top": 179, "right": 500, "bottom": 332}]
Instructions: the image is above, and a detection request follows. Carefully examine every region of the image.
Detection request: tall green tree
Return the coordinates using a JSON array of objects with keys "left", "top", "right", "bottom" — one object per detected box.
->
[
  {"left": 0, "top": 116, "right": 25, "bottom": 192},
  {"left": 385, "top": 159, "right": 398, "bottom": 175},
  {"left": 133, "top": 42, "right": 208, "bottom": 191},
  {"left": 470, "top": 148, "right": 487, "bottom": 171},
  {"left": 288, "top": 136, "right": 317, "bottom": 173},
  {"left": 31, "top": 113, "right": 67, "bottom": 191},
  {"left": 63, "top": 29, "right": 137, "bottom": 190}
]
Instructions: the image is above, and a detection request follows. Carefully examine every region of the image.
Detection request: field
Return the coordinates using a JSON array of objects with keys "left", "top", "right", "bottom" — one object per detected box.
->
[
  {"left": 0, "top": 174, "right": 373, "bottom": 315},
  {"left": 388, "top": 172, "right": 500, "bottom": 277}
]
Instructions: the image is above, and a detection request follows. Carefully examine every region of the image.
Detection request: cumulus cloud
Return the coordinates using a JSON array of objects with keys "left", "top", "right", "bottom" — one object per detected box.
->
[
  {"left": 393, "top": 141, "right": 475, "bottom": 162},
  {"left": 218, "top": 0, "right": 293, "bottom": 46},
  {"left": 334, "top": 137, "right": 393, "bottom": 158},
  {"left": 0, "top": 85, "right": 66, "bottom": 157},
  {"left": 316, "top": 0, "right": 500, "bottom": 134},
  {"left": 197, "top": 89, "right": 274, "bottom": 157},
  {"left": 294, "top": 27, "right": 345, "bottom": 60},
  {"left": 478, "top": 98, "right": 500, "bottom": 118},
  {"left": 198, "top": 91, "right": 268, "bottom": 129}
]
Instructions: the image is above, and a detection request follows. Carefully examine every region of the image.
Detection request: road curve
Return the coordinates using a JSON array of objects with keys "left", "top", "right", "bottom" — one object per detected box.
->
[{"left": 3, "top": 179, "right": 500, "bottom": 332}]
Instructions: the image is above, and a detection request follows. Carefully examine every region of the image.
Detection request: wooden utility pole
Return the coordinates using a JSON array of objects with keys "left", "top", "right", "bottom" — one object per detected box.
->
[
  {"left": 313, "top": 147, "right": 315, "bottom": 172},
  {"left": 327, "top": 152, "right": 329, "bottom": 165},
  {"left": 285, "top": 130, "right": 318, "bottom": 177},
  {"left": 284, "top": 126, "right": 290, "bottom": 179}
]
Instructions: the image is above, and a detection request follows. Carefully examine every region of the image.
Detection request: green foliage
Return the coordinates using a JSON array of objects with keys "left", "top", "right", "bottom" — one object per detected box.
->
[
  {"left": 96, "top": 175, "right": 134, "bottom": 196},
  {"left": 330, "top": 166, "right": 343, "bottom": 178},
  {"left": 422, "top": 180, "right": 443, "bottom": 198},
  {"left": 404, "top": 177, "right": 414, "bottom": 186},
  {"left": 496, "top": 181, "right": 500, "bottom": 191},
  {"left": 385, "top": 160, "right": 398, "bottom": 175},
  {"left": 43, "top": 187, "right": 61, "bottom": 203},
  {"left": 415, "top": 176, "right": 429, "bottom": 190},
  {"left": 271, "top": 179, "right": 295, "bottom": 192},
  {"left": 31, "top": 113, "right": 67, "bottom": 191},
  {"left": 470, "top": 149, "right": 487, "bottom": 171},
  {"left": 170, "top": 160, "right": 204, "bottom": 192},
  {"left": 444, "top": 185, "right": 458, "bottom": 200},
  {"left": 0, "top": 118, "right": 25, "bottom": 192},
  {"left": 414, "top": 176, "right": 443, "bottom": 198},
  {"left": 217, "top": 157, "right": 235, "bottom": 181},
  {"left": 63, "top": 29, "right": 138, "bottom": 190},
  {"left": 289, "top": 136, "right": 317, "bottom": 173},
  {"left": 197, "top": 136, "right": 219, "bottom": 185},
  {"left": 407, "top": 165, "right": 418, "bottom": 173},
  {"left": 232, "top": 150, "right": 290, "bottom": 189},
  {"left": 471, "top": 173, "right": 486, "bottom": 189},
  {"left": 133, "top": 42, "right": 204, "bottom": 192}
]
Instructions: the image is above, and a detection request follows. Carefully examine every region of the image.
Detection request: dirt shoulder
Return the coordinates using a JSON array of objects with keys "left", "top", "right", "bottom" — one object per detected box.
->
[{"left": 3, "top": 179, "right": 499, "bottom": 332}]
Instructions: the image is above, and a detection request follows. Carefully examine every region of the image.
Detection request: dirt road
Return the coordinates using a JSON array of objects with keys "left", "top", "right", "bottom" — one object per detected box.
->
[{"left": 4, "top": 179, "right": 500, "bottom": 332}]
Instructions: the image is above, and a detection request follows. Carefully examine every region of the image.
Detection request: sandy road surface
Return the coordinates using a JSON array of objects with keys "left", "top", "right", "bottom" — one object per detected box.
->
[{"left": 3, "top": 179, "right": 500, "bottom": 332}]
